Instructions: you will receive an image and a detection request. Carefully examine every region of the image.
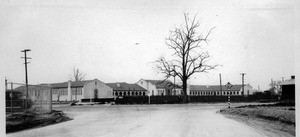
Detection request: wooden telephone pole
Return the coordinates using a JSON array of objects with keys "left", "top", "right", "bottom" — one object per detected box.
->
[
  {"left": 21, "top": 49, "right": 31, "bottom": 109},
  {"left": 240, "top": 73, "right": 246, "bottom": 97}
]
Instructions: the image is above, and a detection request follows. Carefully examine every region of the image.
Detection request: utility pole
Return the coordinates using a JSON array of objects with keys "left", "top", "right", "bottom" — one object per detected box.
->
[
  {"left": 240, "top": 73, "right": 246, "bottom": 97},
  {"left": 219, "top": 74, "right": 222, "bottom": 96},
  {"left": 21, "top": 49, "right": 31, "bottom": 109}
]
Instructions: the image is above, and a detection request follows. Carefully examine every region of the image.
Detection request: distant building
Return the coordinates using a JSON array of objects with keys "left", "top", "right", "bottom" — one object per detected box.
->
[
  {"left": 50, "top": 79, "right": 113, "bottom": 102},
  {"left": 279, "top": 76, "right": 295, "bottom": 101},
  {"left": 189, "top": 84, "right": 254, "bottom": 96},
  {"left": 136, "top": 79, "right": 183, "bottom": 96},
  {"left": 14, "top": 85, "right": 52, "bottom": 101},
  {"left": 106, "top": 82, "right": 147, "bottom": 97}
]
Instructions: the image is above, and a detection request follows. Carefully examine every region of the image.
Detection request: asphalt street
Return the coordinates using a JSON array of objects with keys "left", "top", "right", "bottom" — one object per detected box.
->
[{"left": 6, "top": 104, "right": 292, "bottom": 137}]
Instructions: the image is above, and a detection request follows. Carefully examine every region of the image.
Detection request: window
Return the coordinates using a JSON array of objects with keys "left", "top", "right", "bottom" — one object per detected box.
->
[
  {"left": 79, "top": 88, "right": 83, "bottom": 95},
  {"left": 95, "top": 81, "right": 97, "bottom": 85}
]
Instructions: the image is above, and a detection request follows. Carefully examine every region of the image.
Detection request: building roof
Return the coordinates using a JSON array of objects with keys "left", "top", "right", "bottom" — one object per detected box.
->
[
  {"left": 143, "top": 79, "right": 173, "bottom": 88},
  {"left": 190, "top": 85, "right": 244, "bottom": 91},
  {"left": 14, "top": 85, "right": 51, "bottom": 91},
  {"left": 279, "top": 79, "right": 295, "bottom": 85},
  {"left": 49, "top": 80, "right": 93, "bottom": 88},
  {"left": 106, "top": 82, "right": 146, "bottom": 91}
]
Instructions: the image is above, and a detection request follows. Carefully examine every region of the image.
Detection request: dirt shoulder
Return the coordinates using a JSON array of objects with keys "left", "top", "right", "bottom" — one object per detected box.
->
[
  {"left": 6, "top": 110, "right": 72, "bottom": 133},
  {"left": 219, "top": 104, "right": 295, "bottom": 136}
]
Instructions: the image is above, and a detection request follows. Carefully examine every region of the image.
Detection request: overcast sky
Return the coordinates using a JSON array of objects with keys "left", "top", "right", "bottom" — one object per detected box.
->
[{"left": 0, "top": 0, "right": 297, "bottom": 91}]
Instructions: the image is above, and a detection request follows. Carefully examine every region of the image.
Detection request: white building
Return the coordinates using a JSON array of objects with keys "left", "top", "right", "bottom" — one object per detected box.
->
[
  {"left": 189, "top": 84, "right": 254, "bottom": 96},
  {"left": 51, "top": 79, "right": 113, "bottom": 101},
  {"left": 136, "top": 79, "right": 183, "bottom": 96}
]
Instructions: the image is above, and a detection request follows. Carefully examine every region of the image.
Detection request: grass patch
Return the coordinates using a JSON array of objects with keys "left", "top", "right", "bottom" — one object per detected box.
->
[
  {"left": 220, "top": 104, "right": 295, "bottom": 125},
  {"left": 6, "top": 110, "right": 72, "bottom": 133}
]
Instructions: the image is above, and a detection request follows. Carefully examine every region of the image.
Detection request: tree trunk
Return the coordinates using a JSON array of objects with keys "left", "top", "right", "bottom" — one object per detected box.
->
[{"left": 181, "top": 78, "right": 188, "bottom": 103}]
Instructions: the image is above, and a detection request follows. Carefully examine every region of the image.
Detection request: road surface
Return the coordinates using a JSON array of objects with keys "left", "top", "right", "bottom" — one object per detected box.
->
[{"left": 7, "top": 104, "right": 292, "bottom": 137}]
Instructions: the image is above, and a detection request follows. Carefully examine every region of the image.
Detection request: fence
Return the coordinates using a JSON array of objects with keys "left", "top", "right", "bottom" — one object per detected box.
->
[
  {"left": 114, "top": 94, "right": 279, "bottom": 104},
  {"left": 5, "top": 81, "right": 52, "bottom": 114}
]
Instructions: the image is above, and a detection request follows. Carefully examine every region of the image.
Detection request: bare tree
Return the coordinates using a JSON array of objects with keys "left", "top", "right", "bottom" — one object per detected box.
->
[
  {"left": 72, "top": 67, "right": 86, "bottom": 81},
  {"left": 154, "top": 13, "right": 218, "bottom": 103},
  {"left": 269, "top": 80, "right": 282, "bottom": 95}
]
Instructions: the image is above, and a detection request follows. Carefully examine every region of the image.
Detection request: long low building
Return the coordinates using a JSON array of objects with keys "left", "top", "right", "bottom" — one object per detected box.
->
[
  {"left": 190, "top": 84, "right": 254, "bottom": 96},
  {"left": 106, "top": 82, "right": 147, "bottom": 97},
  {"left": 50, "top": 79, "right": 113, "bottom": 101}
]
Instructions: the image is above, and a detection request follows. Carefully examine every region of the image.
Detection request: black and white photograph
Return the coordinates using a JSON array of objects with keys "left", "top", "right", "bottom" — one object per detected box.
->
[{"left": 0, "top": 0, "right": 298, "bottom": 137}]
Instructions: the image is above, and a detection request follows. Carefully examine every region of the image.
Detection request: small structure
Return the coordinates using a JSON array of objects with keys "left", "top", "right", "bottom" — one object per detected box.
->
[
  {"left": 279, "top": 76, "right": 295, "bottom": 101},
  {"left": 106, "top": 82, "right": 147, "bottom": 97},
  {"left": 189, "top": 84, "right": 254, "bottom": 96},
  {"left": 50, "top": 79, "right": 113, "bottom": 102},
  {"left": 13, "top": 84, "right": 52, "bottom": 114},
  {"left": 136, "top": 79, "right": 183, "bottom": 96}
]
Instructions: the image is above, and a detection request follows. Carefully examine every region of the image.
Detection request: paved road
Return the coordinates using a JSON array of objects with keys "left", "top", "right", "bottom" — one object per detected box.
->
[{"left": 6, "top": 104, "right": 290, "bottom": 137}]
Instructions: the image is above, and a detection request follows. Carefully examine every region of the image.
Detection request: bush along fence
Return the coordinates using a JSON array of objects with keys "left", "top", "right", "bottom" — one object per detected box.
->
[
  {"left": 115, "top": 96, "right": 183, "bottom": 104},
  {"left": 113, "top": 94, "right": 279, "bottom": 104}
]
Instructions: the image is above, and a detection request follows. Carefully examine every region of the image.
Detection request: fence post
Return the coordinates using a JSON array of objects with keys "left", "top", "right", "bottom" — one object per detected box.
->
[
  {"left": 11, "top": 83, "right": 13, "bottom": 114},
  {"left": 50, "top": 88, "right": 52, "bottom": 112}
]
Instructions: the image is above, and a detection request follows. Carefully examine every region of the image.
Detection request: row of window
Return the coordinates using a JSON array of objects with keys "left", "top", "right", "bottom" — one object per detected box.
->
[
  {"left": 29, "top": 89, "right": 50, "bottom": 97},
  {"left": 114, "top": 91, "right": 146, "bottom": 96},
  {"left": 190, "top": 91, "right": 240, "bottom": 96},
  {"left": 52, "top": 88, "right": 83, "bottom": 95}
]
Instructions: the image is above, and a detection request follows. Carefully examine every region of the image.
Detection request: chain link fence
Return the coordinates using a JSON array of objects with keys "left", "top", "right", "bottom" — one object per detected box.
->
[{"left": 5, "top": 81, "right": 52, "bottom": 114}]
